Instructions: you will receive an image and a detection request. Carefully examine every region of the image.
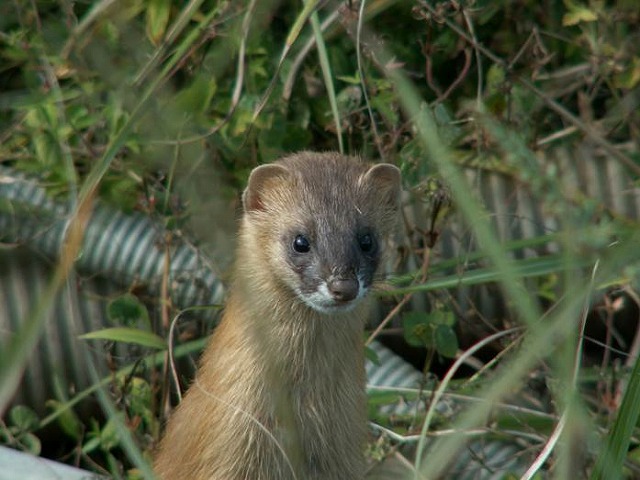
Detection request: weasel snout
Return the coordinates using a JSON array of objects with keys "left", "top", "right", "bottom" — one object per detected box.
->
[{"left": 327, "top": 276, "right": 359, "bottom": 302}]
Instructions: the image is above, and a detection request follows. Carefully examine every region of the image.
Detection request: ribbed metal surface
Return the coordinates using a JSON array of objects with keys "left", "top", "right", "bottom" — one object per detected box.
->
[
  {"left": 0, "top": 166, "right": 224, "bottom": 410},
  {"left": 0, "top": 166, "right": 224, "bottom": 311},
  {"left": 366, "top": 340, "right": 424, "bottom": 416},
  {"left": 0, "top": 250, "right": 116, "bottom": 409}
]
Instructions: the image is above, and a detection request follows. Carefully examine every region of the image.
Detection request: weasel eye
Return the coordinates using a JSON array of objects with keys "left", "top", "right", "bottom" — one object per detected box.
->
[
  {"left": 358, "top": 233, "right": 374, "bottom": 253},
  {"left": 293, "top": 234, "right": 311, "bottom": 253}
]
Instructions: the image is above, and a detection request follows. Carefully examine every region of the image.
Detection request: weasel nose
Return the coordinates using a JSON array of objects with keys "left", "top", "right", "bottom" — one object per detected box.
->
[{"left": 328, "top": 277, "right": 359, "bottom": 302}]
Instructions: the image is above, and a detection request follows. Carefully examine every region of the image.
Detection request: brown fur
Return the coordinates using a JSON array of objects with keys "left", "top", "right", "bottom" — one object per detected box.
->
[{"left": 154, "top": 152, "right": 401, "bottom": 480}]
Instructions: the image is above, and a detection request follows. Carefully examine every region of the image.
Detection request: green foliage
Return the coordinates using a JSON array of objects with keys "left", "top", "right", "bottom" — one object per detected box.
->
[
  {"left": 402, "top": 309, "right": 458, "bottom": 359},
  {"left": 1, "top": 0, "right": 639, "bottom": 478},
  {"left": 80, "top": 327, "right": 167, "bottom": 350},
  {"left": 107, "top": 294, "right": 151, "bottom": 329},
  {"left": 45, "top": 398, "right": 82, "bottom": 441},
  {"left": 0, "top": 405, "right": 41, "bottom": 455},
  {"left": 81, "top": 294, "right": 165, "bottom": 349},
  {"left": 591, "top": 352, "right": 640, "bottom": 480}
]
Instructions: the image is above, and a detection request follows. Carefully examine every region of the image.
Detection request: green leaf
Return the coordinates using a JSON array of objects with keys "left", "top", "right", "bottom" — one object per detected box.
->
[
  {"left": 19, "top": 433, "right": 41, "bottom": 455},
  {"left": 107, "top": 294, "right": 150, "bottom": 328},
  {"left": 79, "top": 327, "right": 166, "bottom": 350},
  {"left": 82, "top": 436, "right": 101, "bottom": 455},
  {"left": 403, "top": 311, "right": 434, "bottom": 347},
  {"left": 336, "top": 74, "right": 361, "bottom": 85},
  {"left": 99, "top": 415, "right": 122, "bottom": 452},
  {"left": 614, "top": 57, "right": 640, "bottom": 89},
  {"left": 434, "top": 325, "right": 459, "bottom": 359},
  {"left": 174, "top": 74, "right": 217, "bottom": 115},
  {"left": 46, "top": 399, "right": 82, "bottom": 441},
  {"left": 431, "top": 309, "right": 456, "bottom": 327},
  {"left": 367, "top": 390, "right": 404, "bottom": 407},
  {"left": 146, "top": 0, "right": 172, "bottom": 45},
  {"left": 287, "top": 0, "right": 320, "bottom": 48},
  {"left": 370, "top": 89, "right": 399, "bottom": 126},
  {"left": 590, "top": 347, "right": 640, "bottom": 479},
  {"left": 336, "top": 85, "right": 362, "bottom": 115},
  {"left": 125, "top": 377, "right": 155, "bottom": 428},
  {"left": 365, "top": 345, "right": 380, "bottom": 365},
  {"left": 486, "top": 64, "right": 506, "bottom": 93},
  {"left": 562, "top": 4, "right": 598, "bottom": 26},
  {"left": 9, "top": 405, "right": 39, "bottom": 432}
]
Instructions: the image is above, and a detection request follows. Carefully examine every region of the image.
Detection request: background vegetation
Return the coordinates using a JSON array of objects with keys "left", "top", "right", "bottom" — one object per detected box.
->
[{"left": 1, "top": 0, "right": 639, "bottom": 478}]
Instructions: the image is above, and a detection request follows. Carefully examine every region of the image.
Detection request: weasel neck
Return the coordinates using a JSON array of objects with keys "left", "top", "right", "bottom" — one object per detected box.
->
[{"left": 224, "top": 261, "right": 369, "bottom": 382}]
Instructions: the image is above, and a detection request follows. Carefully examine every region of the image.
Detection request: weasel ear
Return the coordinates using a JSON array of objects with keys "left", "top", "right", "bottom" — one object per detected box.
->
[
  {"left": 243, "top": 163, "right": 290, "bottom": 212},
  {"left": 362, "top": 163, "right": 401, "bottom": 210}
]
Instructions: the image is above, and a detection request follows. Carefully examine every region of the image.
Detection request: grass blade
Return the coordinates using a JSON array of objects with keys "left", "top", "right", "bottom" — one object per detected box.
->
[
  {"left": 389, "top": 254, "right": 587, "bottom": 294},
  {"left": 308, "top": 5, "right": 344, "bottom": 153},
  {"left": 590, "top": 351, "right": 640, "bottom": 479},
  {"left": 79, "top": 328, "right": 167, "bottom": 350}
]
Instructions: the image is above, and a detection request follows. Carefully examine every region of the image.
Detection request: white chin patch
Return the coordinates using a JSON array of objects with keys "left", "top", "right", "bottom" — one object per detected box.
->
[{"left": 297, "top": 281, "right": 367, "bottom": 314}]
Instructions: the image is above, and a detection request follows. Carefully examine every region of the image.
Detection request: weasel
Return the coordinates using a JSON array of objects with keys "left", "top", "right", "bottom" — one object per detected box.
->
[{"left": 154, "top": 152, "right": 401, "bottom": 480}]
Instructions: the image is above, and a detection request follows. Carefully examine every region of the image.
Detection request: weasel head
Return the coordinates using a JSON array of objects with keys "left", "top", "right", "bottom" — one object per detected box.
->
[{"left": 240, "top": 152, "right": 401, "bottom": 315}]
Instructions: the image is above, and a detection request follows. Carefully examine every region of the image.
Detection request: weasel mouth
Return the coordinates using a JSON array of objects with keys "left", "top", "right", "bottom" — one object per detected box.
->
[
  {"left": 297, "top": 279, "right": 365, "bottom": 314},
  {"left": 303, "top": 297, "right": 360, "bottom": 314}
]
